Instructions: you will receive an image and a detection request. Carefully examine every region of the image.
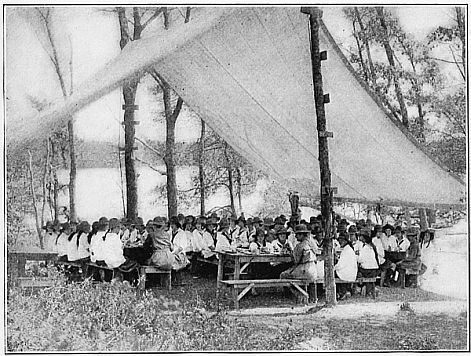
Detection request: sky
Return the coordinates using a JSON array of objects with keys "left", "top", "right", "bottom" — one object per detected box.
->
[{"left": 5, "top": 6, "right": 459, "bottom": 144}]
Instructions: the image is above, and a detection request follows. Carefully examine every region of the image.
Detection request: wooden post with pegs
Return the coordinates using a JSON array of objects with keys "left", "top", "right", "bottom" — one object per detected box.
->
[{"left": 301, "top": 6, "right": 337, "bottom": 306}]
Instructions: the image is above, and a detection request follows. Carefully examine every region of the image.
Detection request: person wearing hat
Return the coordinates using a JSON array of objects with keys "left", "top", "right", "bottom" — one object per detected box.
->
[
  {"left": 56, "top": 222, "right": 72, "bottom": 262},
  {"left": 396, "top": 226, "right": 411, "bottom": 252},
  {"left": 169, "top": 216, "right": 192, "bottom": 254},
  {"left": 89, "top": 217, "right": 109, "bottom": 264},
  {"left": 75, "top": 221, "right": 91, "bottom": 262},
  {"left": 335, "top": 233, "right": 358, "bottom": 299},
  {"left": 396, "top": 227, "right": 423, "bottom": 287},
  {"left": 193, "top": 216, "right": 217, "bottom": 260},
  {"left": 101, "top": 218, "right": 127, "bottom": 269},
  {"left": 280, "top": 224, "right": 318, "bottom": 282},
  {"left": 269, "top": 227, "right": 293, "bottom": 254},
  {"left": 382, "top": 226, "right": 400, "bottom": 252},
  {"left": 66, "top": 221, "right": 87, "bottom": 262},
  {"left": 168, "top": 217, "right": 190, "bottom": 281},
  {"left": 228, "top": 215, "right": 240, "bottom": 245},
  {"left": 372, "top": 226, "right": 385, "bottom": 266},
  {"left": 215, "top": 218, "right": 234, "bottom": 252},
  {"left": 149, "top": 217, "right": 175, "bottom": 271},
  {"left": 235, "top": 216, "right": 249, "bottom": 248},
  {"left": 357, "top": 229, "right": 379, "bottom": 297},
  {"left": 42, "top": 221, "right": 58, "bottom": 253}
]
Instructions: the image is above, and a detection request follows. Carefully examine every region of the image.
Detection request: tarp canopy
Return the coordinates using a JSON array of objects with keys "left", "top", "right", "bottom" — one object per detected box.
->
[{"left": 7, "top": 7, "right": 466, "bottom": 208}]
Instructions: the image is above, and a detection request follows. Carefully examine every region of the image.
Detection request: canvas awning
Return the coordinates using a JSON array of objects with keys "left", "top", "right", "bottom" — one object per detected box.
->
[{"left": 7, "top": 7, "right": 466, "bottom": 208}]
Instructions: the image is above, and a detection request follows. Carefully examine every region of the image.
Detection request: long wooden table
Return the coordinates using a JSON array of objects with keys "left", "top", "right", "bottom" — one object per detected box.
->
[
  {"left": 8, "top": 251, "right": 58, "bottom": 277},
  {"left": 215, "top": 251, "right": 293, "bottom": 288}
]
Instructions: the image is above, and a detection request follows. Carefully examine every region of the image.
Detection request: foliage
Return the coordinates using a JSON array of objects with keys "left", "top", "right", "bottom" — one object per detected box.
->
[{"left": 6, "top": 277, "right": 302, "bottom": 352}]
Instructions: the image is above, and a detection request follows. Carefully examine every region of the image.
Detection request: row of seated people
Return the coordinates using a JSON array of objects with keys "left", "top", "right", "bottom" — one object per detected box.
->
[{"left": 41, "top": 213, "right": 425, "bottom": 292}]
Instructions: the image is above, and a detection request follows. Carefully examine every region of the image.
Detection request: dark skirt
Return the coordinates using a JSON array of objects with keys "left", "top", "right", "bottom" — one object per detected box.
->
[{"left": 124, "top": 246, "right": 153, "bottom": 265}]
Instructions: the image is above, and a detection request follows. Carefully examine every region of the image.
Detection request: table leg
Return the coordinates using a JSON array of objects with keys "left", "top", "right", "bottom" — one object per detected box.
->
[
  {"left": 217, "top": 254, "right": 224, "bottom": 289},
  {"left": 234, "top": 257, "right": 241, "bottom": 281}
]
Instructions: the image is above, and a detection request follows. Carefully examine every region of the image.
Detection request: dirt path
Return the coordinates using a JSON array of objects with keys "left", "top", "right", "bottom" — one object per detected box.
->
[{"left": 228, "top": 300, "right": 467, "bottom": 319}]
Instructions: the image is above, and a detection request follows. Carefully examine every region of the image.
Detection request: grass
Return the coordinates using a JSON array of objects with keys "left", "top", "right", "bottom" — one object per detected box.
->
[{"left": 7, "top": 263, "right": 468, "bottom": 351}]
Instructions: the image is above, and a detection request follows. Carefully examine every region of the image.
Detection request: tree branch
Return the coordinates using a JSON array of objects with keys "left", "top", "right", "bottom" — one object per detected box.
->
[
  {"left": 450, "top": 45, "right": 466, "bottom": 81},
  {"left": 171, "top": 97, "right": 184, "bottom": 121},
  {"left": 133, "top": 157, "right": 167, "bottom": 175},
  {"left": 141, "top": 8, "right": 164, "bottom": 31},
  {"left": 134, "top": 136, "right": 164, "bottom": 159}
]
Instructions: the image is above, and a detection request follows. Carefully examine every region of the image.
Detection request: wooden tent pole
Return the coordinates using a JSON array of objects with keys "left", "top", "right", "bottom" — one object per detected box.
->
[{"left": 301, "top": 6, "right": 337, "bottom": 306}]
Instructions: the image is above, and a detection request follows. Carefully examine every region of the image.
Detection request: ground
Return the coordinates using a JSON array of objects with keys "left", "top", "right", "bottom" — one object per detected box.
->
[{"left": 143, "top": 267, "right": 468, "bottom": 351}]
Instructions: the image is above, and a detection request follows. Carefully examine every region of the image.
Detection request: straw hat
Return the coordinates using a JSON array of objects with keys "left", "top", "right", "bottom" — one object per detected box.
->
[{"left": 294, "top": 224, "right": 310, "bottom": 234}]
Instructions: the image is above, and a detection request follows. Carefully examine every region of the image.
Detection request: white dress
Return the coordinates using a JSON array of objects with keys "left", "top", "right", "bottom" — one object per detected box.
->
[
  {"left": 334, "top": 245, "right": 358, "bottom": 282},
  {"left": 89, "top": 231, "right": 106, "bottom": 262},
  {"left": 102, "top": 232, "right": 126, "bottom": 268}
]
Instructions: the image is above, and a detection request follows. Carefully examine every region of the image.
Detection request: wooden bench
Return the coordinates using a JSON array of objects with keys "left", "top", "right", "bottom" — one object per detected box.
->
[
  {"left": 138, "top": 266, "right": 171, "bottom": 291},
  {"left": 313, "top": 277, "right": 379, "bottom": 300},
  {"left": 221, "top": 278, "right": 310, "bottom": 309},
  {"left": 16, "top": 277, "right": 56, "bottom": 289}
]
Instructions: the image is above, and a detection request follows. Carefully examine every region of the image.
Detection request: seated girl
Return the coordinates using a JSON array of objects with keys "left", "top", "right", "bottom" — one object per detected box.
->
[
  {"left": 357, "top": 229, "right": 379, "bottom": 297},
  {"left": 149, "top": 218, "right": 175, "bottom": 270},
  {"left": 56, "top": 222, "right": 72, "bottom": 262},
  {"left": 215, "top": 218, "right": 234, "bottom": 252},
  {"left": 334, "top": 234, "right": 358, "bottom": 299},
  {"left": 280, "top": 224, "right": 317, "bottom": 282}
]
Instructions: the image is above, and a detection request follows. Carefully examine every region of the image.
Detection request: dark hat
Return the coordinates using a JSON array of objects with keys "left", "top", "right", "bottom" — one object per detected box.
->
[
  {"left": 219, "top": 218, "right": 229, "bottom": 228},
  {"left": 246, "top": 217, "right": 253, "bottom": 225},
  {"left": 294, "top": 224, "right": 310, "bottom": 234},
  {"left": 120, "top": 217, "right": 130, "bottom": 226},
  {"left": 196, "top": 216, "right": 207, "bottom": 225},
  {"left": 263, "top": 217, "right": 275, "bottom": 227},
  {"left": 229, "top": 214, "right": 238, "bottom": 222},
  {"left": 109, "top": 218, "right": 120, "bottom": 230},
  {"left": 177, "top": 213, "right": 185, "bottom": 219},
  {"left": 383, "top": 224, "right": 394, "bottom": 232},
  {"left": 279, "top": 214, "right": 287, "bottom": 222},
  {"left": 98, "top": 217, "right": 109, "bottom": 228},
  {"left": 394, "top": 225, "right": 402, "bottom": 232},
  {"left": 169, "top": 216, "right": 181, "bottom": 227},
  {"left": 276, "top": 227, "right": 288, "bottom": 235},
  {"left": 374, "top": 224, "right": 383, "bottom": 232},
  {"left": 274, "top": 216, "right": 283, "bottom": 225},
  {"left": 237, "top": 216, "right": 246, "bottom": 225},
  {"left": 153, "top": 216, "right": 166, "bottom": 227},
  {"left": 210, "top": 212, "right": 220, "bottom": 222},
  {"left": 206, "top": 217, "right": 218, "bottom": 226},
  {"left": 77, "top": 221, "right": 91, "bottom": 233},
  {"left": 132, "top": 217, "right": 144, "bottom": 227},
  {"left": 359, "top": 228, "right": 371, "bottom": 237},
  {"left": 92, "top": 221, "right": 99, "bottom": 230},
  {"left": 253, "top": 217, "right": 262, "bottom": 224}
]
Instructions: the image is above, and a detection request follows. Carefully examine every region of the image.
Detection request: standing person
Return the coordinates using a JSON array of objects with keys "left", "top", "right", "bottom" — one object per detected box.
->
[
  {"left": 334, "top": 234, "right": 358, "bottom": 300},
  {"left": 357, "top": 229, "right": 379, "bottom": 298},
  {"left": 280, "top": 224, "right": 317, "bottom": 282}
]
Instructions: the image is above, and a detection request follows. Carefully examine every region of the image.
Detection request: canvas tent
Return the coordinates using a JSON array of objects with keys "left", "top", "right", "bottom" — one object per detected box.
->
[{"left": 7, "top": 7, "right": 466, "bottom": 208}]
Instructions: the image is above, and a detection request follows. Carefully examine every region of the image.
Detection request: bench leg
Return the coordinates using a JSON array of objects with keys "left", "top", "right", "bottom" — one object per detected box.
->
[
  {"left": 233, "top": 287, "right": 239, "bottom": 310},
  {"left": 380, "top": 270, "right": 387, "bottom": 287},
  {"left": 308, "top": 283, "right": 317, "bottom": 304},
  {"left": 139, "top": 268, "right": 146, "bottom": 290}
]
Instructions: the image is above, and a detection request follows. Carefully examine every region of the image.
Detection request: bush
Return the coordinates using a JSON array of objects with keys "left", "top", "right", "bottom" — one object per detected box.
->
[{"left": 7, "top": 279, "right": 300, "bottom": 352}]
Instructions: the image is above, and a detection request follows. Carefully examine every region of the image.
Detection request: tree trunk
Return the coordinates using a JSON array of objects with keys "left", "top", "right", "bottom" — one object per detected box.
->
[
  {"left": 352, "top": 19, "right": 369, "bottom": 81},
  {"left": 163, "top": 84, "right": 179, "bottom": 218},
  {"left": 198, "top": 119, "right": 206, "bottom": 216},
  {"left": 235, "top": 167, "right": 243, "bottom": 213},
  {"left": 376, "top": 7, "right": 409, "bottom": 128},
  {"left": 354, "top": 7, "right": 377, "bottom": 85},
  {"left": 28, "top": 151, "right": 44, "bottom": 249},
  {"left": 67, "top": 120, "right": 77, "bottom": 222},
  {"left": 227, "top": 166, "right": 235, "bottom": 215},
  {"left": 118, "top": 7, "right": 142, "bottom": 221},
  {"left": 455, "top": 7, "right": 466, "bottom": 76},
  {"left": 302, "top": 7, "right": 336, "bottom": 306}
]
